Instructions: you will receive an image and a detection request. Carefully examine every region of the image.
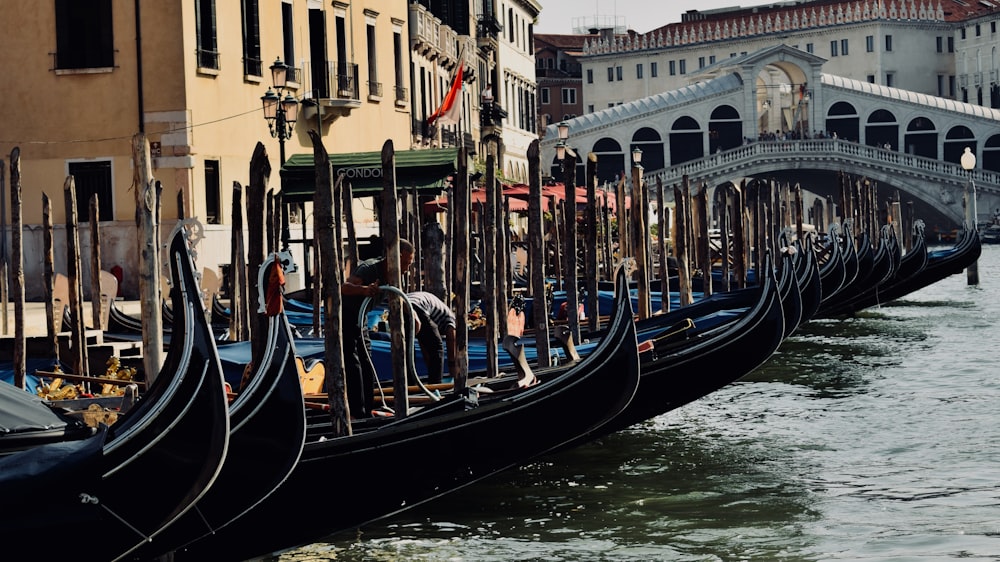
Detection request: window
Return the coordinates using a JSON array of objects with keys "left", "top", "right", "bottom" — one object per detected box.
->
[
  {"left": 393, "top": 27, "right": 405, "bottom": 101},
  {"left": 616, "top": 66, "right": 622, "bottom": 80},
  {"left": 636, "top": 63, "right": 643, "bottom": 79},
  {"left": 541, "top": 88, "right": 550, "bottom": 104},
  {"left": 867, "top": 35, "right": 875, "bottom": 52},
  {"left": 993, "top": 22, "right": 997, "bottom": 33},
  {"left": 68, "top": 161, "right": 113, "bottom": 221},
  {"left": 841, "top": 39, "right": 848, "bottom": 56},
  {"left": 867, "top": 75, "right": 876, "bottom": 83},
  {"left": 976, "top": 23, "right": 981, "bottom": 37},
  {"left": 607, "top": 67, "right": 614, "bottom": 81},
  {"left": 830, "top": 40, "right": 838, "bottom": 57},
  {"left": 936, "top": 36, "right": 943, "bottom": 53},
  {"left": 709, "top": 55, "right": 716, "bottom": 64},
  {"left": 949, "top": 75, "right": 956, "bottom": 97},
  {"left": 948, "top": 37, "right": 954, "bottom": 52},
  {"left": 961, "top": 28, "right": 967, "bottom": 40},
  {"left": 938, "top": 74, "right": 945, "bottom": 97},
  {"left": 586, "top": 68, "right": 593, "bottom": 83},
  {"left": 282, "top": 2, "right": 296, "bottom": 80},
  {"left": 650, "top": 62, "right": 657, "bottom": 77},
  {"left": 205, "top": 160, "right": 221, "bottom": 225},
  {"left": 196, "top": 0, "right": 219, "bottom": 69},
  {"left": 679, "top": 59, "right": 686, "bottom": 74},
  {"left": 885, "top": 35, "right": 893, "bottom": 52},
  {"left": 806, "top": 43, "right": 814, "bottom": 54},
  {"left": 587, "top": 104, "right": 594, "bottom": 113},
  {"left": 366, "top": 20, "right": 380, "bottom": 97},
  {"left": 55, "top": 0, "right": 114, "bottom": 69},
  {"left": 241, "top": 0, "right": 262, "bottom": 76},
  {"left": 669, "top": 60, "right": 676, "bottom": 75},
  {"left": 698, "top": 56, "right": 705, "bottom": 68},
  {"left": 561, "top": 88, "right": 576, "bottom": 104},
  {"left": 885, "top": 73, "right": 894, "bottom": 87},
  {"left": 608, "top": 102, "right": 615, "bottom": 108}
]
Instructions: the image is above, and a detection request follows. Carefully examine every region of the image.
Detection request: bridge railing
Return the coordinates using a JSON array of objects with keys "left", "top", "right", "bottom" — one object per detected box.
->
[{"left": 645, "top": 139, "right": 1000, "bottom": 193}]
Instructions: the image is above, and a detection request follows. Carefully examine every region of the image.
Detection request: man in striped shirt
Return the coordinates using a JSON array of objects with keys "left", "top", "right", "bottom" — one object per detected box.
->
[{"left": 406, "top": 291, "right": 457, "bottom": 384}]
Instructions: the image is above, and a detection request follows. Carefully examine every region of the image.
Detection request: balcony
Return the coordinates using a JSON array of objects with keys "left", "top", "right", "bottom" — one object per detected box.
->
[
  {"left": 410, "top": 3, "right": 442, "bottom": 58},
  {"left": 302, "top": 61, "right": 361, "bottom": 123},
  {"left": 477, "top": 15, "right": 502, "bottom": 51}
]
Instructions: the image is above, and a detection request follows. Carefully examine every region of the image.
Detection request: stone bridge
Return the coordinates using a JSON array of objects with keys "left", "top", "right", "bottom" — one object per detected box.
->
[
  {"left": 644, "top": 138, "right": 1000, "bottom": 227},
  {"left": 540, "top": 44, "right": 1000, "bottom": 229}
]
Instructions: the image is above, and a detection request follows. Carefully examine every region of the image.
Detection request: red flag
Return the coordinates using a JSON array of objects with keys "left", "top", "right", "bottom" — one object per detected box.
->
[{"left": 427, "top": 64, "right": 464, "bottom": 127}]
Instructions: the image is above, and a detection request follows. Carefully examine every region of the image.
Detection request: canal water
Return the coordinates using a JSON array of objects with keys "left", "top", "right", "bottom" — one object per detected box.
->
[{"left": 281, "top": 244, "right": 1000, "bottom": 562}]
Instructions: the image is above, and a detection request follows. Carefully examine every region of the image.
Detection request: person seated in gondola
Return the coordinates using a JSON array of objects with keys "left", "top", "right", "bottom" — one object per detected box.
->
[
  {"left": 342, "top": 239, "right": 414, "bottom": 418},
  {"left": 406, "top": 291, "right": 457, "bottom": 385}
]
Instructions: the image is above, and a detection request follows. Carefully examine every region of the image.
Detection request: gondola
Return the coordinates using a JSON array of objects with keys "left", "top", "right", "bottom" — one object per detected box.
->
[
  {"left": 817, "top": 224, "right": 848, "bottom": 304},
  {"left": 172, "top": 262, "right": 642, "bottom": 561},
  {"left": 0, "top": 222, "right": 230, "bottom": 562},
  {"left": 816, "top": 225, "right": 903, "bottom": 318},
  {"left": 106, "top": 292, "right": 229, "bottom": 341},
  {"left": 795, "top": 233, "right": 824, "bottom": 324},
  {"left": 571, "top": 250, "right": 786, "bottom": 443},
  {"left": 131, "top": 253, "right": 307, "bottom": 559},
  {"left": 824, "top": 223, "right": 980, "bottom": 316},
  {"left": 0, "top": 376, "right": 97, "bottom": 455}
]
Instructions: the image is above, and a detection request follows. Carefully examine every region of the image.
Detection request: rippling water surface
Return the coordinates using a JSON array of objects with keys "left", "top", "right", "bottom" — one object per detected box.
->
[{"left": 281, "top": 245, "right": 1000, "bottom": 562}]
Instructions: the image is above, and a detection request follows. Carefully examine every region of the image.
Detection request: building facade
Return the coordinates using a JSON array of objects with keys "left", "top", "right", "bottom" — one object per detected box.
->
[
  {"left": 0, "top": 0, "right": 550, "bottom": 299},
  {"left": 542, "top": 1, "right": 1000, "bottom": 138}
]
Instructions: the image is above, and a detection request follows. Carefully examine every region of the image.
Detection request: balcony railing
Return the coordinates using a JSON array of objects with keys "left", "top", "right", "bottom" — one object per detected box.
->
[
  {"left": 197, "top": 49, "right": 220, "bottom": 70},
  {"left": 244, "top": 56, "right": 263, "bottom": 78},
  {"left": 477, "top": 15, "right": 503, "bottom": 40},
  {"left": 308, "top": 61, "right": 360, "bottom": 100}
]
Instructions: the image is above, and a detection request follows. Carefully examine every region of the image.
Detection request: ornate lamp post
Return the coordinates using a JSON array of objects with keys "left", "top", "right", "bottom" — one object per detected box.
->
[
  {"left": 261, "top": 57, "right": 299, "bottom": 251},
  {"left": 261, "top": 57, "right": 299, "bottom": 166},
  {"left": 556, "top": 121, "right": 580, "bottom": 341},
  {"left": 960, "top": 146, "right": 979, "bottom": 285}
]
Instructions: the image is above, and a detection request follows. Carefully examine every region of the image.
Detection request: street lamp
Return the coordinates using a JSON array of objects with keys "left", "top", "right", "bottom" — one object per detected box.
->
[
  {"left": 960, "top": 146, "right": 979, "bottom": 285},
  {"left": 261, "top": 57, "right": 299, "bottom": 165},
  {"left": 262, "top": 57, "right": 299, "bottom": 253}
]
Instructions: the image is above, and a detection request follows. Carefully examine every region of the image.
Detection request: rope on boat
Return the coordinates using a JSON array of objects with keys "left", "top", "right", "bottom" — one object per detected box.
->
[{"left": 360, "top": 288, "right": 441, "bottom": 413}]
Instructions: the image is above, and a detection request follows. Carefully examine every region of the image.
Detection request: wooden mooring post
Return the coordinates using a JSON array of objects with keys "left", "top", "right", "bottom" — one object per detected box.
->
[
  {"left": 131, "top": 133, "right": 162, "bottom": 381},
  {"left": 89, "top": 195, "right": 103, "bottom": 331},
  {"left": 9, "top": 150, "right": 24, "bottom": 388},
  {"left": 42, "top": 195, "right": 58, "bottom": 365},
  {"left": 380, "top": 140, "right": 409, "bottom": 417},
  {"left": 483, "top": 150, "right": 499, "bottom": 378},
  {"left": 585, "top": 153, "right": 599, "bottom": 333},
  {"left": 64, "top": 177, "right": 88, "bottom": 380},
  {"left": 311, "top": 130, "right": 350, "bottom": 436},
  {"left": 527, "top": 141, "right": 551, "bottom": 366},
  {"left": 452, "top": 147, "right": 471, "bottom": 395}
]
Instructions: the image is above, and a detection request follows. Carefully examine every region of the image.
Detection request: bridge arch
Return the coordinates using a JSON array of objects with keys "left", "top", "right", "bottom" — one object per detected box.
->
[
  {"left": 825, "top": 101, "right": 859, "bottom": 141},
  {"left": 904, "top": 117, "right": 938, "bottom": 159},
  {"left": 592, "top": 137, "right": 626, "bottom": 185},
  {"left": 865, "top": 109, "right": 898, "bottom": 151},
  {"left": 943, "top": 125, "right": 976, "bottom": 165},
  {"left": 670, "top": 116, "right": 704, "bottom": 166},
  {"left": 984, "top": 135, "right": 1000, "bottom": 172},
  {"left": 709, "top": 105, "right": 743, "bottom": 153},
  {"left": 630, "top": 127, "right": 665, "bottom": 173}
]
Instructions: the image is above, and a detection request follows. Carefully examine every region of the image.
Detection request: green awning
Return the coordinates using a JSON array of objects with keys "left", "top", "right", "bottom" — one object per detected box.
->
[{"left": 279, "top": 147, "right": 458, "bottom": 202}]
